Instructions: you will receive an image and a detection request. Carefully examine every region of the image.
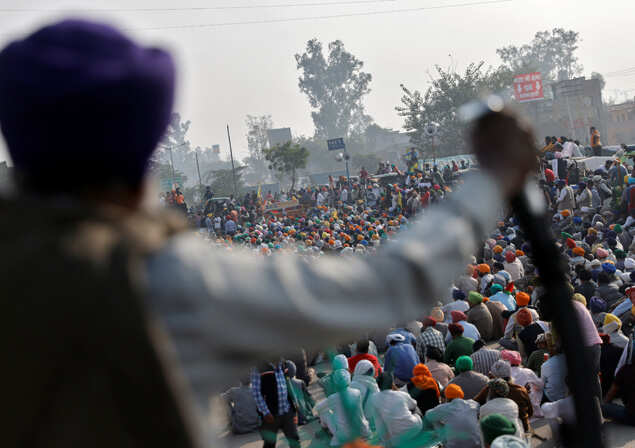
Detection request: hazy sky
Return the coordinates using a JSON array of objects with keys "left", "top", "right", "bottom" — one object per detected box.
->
[{"left": 0, "top": 0, "right": 634, "bottom": 163}]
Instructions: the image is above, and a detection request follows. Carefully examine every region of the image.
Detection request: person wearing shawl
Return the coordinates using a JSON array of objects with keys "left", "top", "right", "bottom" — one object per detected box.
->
[
  {"left": 406, "top": 363, "right": 440, "bottom": 415},
  {"left": 466, "top": 291, "right": 494, "bottom": 341},
  {"left": 424, "top": 383, "right": 481, "bottom": 448},
  {"left": 474, "top": 360, "right": 533, "bottom": 432},
  {"left": 319, "top": 354, "right": 349, "bottom": 397},
  {"left": 314, "top": 370, "right": 371, "bottom": 445},
  {"left": 446, "top": 355, "right": 488, "bottom": 400},
  {"left": 350, "top": 360, "right": 380, "bottom": 416},
  {"left": 284, "top": 361, "right": 315, "bottom": 426},
  {"left": 480, "top": 414, "right": 518, "bottom": 448},
  {"left": 366, "top": 372, "right": 422, "bottom": 446},
  {"left": 599, "top": 333, "right": 624, "bottom": 397},
  {"left": 501, "top": 350, "right": 543, "bottom": 417},
  {"left": 485, "top": 295, "right": 508, "bottom": 340},
  {"left": 479, "top": 379, "right": 524, "bottom": 440}
]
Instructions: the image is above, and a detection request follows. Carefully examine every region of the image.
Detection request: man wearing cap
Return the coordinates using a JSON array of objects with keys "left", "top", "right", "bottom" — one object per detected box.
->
[
  {"left": 466, "top": 291, "right": 494, "bottom": 341},
  {"left": 384, "top": 334, "right": 420, "bottom": 387},
  {"left": 0, "top": 19, "right": 538, "bottom": 445}
]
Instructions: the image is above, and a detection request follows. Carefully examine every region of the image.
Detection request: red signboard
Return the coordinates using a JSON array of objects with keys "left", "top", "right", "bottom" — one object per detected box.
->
[{"left": 513, "top": 72, "right": 544, "bottom": 102}]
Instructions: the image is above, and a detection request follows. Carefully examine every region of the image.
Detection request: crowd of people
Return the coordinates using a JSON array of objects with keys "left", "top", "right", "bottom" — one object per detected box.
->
[
  {"left": 227, "top": 137, "right": 635, "bottom": 448},
  {"left": 2, "top": 17, "right": 632, "bottom": 448}
]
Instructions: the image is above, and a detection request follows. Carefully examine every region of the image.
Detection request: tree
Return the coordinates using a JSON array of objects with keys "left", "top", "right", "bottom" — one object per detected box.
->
[
  {"left": 591, "top": 72, "right": 606, "bottom": 90},
  {"left": 497, "top": 28, "right": 583, "bottom": 81},
  {"left": 204, "top": 166, "right": 247, "bottom": 197},
  {"left": 243, "top": 114, "right": 273, "bottom": 184},
  {"left": 295, "top": 39, "right": 373, "bottom": 139},
  {"left": 264, "top": 142, "right": 310, "bottom": 190},
  {"left": 397, "top": 62, "right": 504, "bottom": 157}
]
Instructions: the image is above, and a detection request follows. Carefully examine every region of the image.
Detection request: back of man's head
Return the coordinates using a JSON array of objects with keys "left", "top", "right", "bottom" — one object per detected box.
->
[
  {"left": 0, "top": 19, "right": 175, "bottom": 196},
  {"left": 356, "top": 339, "right": 370, "bottom": 354}
]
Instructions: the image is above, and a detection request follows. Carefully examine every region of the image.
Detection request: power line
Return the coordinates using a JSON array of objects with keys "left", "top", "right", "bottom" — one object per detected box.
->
[
  {"left": 605, "top": 66, "right": 635, "bottom": 77},
  {"left": 129, "top": 0, "right": 514, "bottom": 31},
  {"left": 0, "top": 0, "right": 400, "bottom": 13}
]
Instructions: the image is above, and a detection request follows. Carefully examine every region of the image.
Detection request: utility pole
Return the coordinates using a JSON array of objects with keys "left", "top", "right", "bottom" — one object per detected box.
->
[
  {"left": 195, "top": 150, "right": 203, "bottom": 188},
  {"left": 226, "top": 124, "right": 238, "bottom": 198}
]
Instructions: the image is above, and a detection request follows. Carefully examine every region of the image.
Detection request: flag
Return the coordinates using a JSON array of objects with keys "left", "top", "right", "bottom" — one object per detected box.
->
[
  {"left": 397, "top": 191, "right": 403, "bottom": 209},
  {"left": 257, "top": 183, "right": 262, "bottom": 199}
]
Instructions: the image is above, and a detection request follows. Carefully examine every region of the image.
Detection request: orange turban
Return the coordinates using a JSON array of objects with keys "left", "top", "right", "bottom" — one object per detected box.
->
[
  {"left": 444, "top": 384, "right": 464, "bottom": 400},
  {"left": 493, "top": 245, "right": 504, "bottom": 254},
  {"left": 477, "top": 263, "right": 491, "bottom": 274},
  {"left": 516, "top": 292, "right": 530, "bottom": 307},
  {"left": 572, "top": 247, "right": 585, "bottom": 256}
]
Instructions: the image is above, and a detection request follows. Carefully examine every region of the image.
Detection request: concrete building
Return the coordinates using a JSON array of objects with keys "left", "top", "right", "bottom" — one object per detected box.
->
[
  {"left": 518, "top": 77, "right": 606, "bottom": 145},
  {"left": 607, "top": 100, "right": 635, "bottom": 145}
]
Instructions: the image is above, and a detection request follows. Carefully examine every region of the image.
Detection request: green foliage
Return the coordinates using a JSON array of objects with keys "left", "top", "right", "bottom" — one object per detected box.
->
[
  {"left": 295, "top": 39, "right": 373, "bottom": 139},
  {"left": 396, "top": 63, "right": 506, "bottom": 157},
  {"left": 591, "top": 71, "right": 606, "bottom": 90},
  {"left": 244, "top": 114, "right": 273, "bottom": 184},
  {"left": 264, "top": 142, "right": 310, "bottom": 190},
  {"left": 496, "top": 28, "right": 583, "bottom": 81},
  {"left": 204, "top": 166, "right": 247, "bottom": 197}
]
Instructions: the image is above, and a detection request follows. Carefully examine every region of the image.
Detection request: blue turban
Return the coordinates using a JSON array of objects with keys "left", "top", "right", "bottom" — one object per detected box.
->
[
  {"left": 0, "top": 19, "right": 175, "bottom": 190},
  {"left": 602, "top": 263, "right": 617, "bottom": 274},
  {"left": 589, "top": 297, "right": 607, "bottom": 313},
  {"left": 607, "top": 230, "right": 617, "bottom": 240},
  {"left": 453, "top": 289, "right": 466, "bottom": 301},
  {"left": 573, "top": 216, "right": 583, "bottom": 224}
]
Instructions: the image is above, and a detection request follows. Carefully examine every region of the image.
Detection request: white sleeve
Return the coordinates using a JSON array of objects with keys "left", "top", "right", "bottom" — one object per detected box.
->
[{"left": 144, "top": 173, "right": 504, "bottom": 400}]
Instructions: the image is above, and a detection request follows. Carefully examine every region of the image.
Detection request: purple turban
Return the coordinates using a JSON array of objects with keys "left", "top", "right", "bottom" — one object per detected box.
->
[{"left": 0, "top": 19, "right": 175, "bottom": 190}]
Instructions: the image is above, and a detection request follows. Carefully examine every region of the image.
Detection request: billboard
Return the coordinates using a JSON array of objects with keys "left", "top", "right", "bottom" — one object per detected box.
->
[
  {"left": 327, "top": 138, "right": 346, "bottom": 151},
  {"left": 514, "top": 72, "right": 544, "bottom": 103},
  {"left": 267, "top": 128, "right": 293, "bottom": 148}
]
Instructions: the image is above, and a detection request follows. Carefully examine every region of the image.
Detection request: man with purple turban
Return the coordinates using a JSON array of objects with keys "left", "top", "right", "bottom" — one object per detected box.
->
[{"left": 0, "top": 19, "right": 537, "bottom": 446}]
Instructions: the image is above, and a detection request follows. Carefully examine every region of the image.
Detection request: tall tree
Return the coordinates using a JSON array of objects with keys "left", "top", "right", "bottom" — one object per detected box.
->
[
  {"left": 243, "top": 114, "right": 273, "bottom": 184},
  {"left": 397, "top": 62, "right": 505, "bottom": 158},
  {"left": 264, "top": 142, "right": 309, "bottom": 190},
  {"left": 497, "top": 28, "right": 583, "bottom": 81},
  {"left": 295, "top": 39, "right": 373, "bottom": 139},
  {"left": 204, "top": 166, "right": 247, "bottom": 197}
]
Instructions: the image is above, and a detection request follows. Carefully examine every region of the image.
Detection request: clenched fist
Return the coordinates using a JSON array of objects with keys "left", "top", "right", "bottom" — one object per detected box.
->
[{"left": 470, "top": 109, "right": 538, "bottom": 199}]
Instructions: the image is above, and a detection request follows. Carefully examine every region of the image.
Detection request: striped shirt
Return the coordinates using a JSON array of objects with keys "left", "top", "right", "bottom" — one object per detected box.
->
[{"left": 471, "top": 348, "right": 501, "bottom": 376}]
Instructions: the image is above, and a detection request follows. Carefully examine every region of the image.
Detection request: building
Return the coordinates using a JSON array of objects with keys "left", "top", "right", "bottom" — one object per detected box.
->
[
  {"left": 607, "top": 100, "right": 635, "bottom": 145},
  {"left": 518, "top": 77, "right": 606, "bottom": 145}
]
